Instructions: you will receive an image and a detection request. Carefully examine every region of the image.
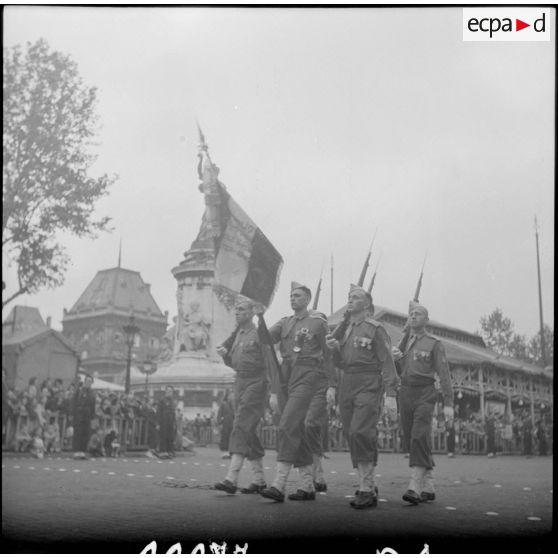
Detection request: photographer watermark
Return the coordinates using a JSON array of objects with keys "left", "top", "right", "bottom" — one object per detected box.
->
[{"left": 463, "top": 8, "right": 551, "bottom": 41}]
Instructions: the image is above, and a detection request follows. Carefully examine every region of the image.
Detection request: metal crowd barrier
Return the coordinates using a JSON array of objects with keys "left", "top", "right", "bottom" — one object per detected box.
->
[
  {"left": 3, "top": 413, "right": 551, "bottom": 456},
  {"left": 2, "top": 412, "right": 149, "bottom": 452}
]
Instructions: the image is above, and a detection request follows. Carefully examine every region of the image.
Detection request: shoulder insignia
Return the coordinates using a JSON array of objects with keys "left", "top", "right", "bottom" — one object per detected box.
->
[
  {"left": 308, "top": 310, "right": 328, "bottom": 322},
  {"left": 364, "top": 317, "right": 381, "bottom": 328}
]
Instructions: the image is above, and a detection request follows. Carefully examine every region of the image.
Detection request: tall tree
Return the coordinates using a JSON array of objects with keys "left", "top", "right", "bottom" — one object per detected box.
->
[
  {"left": 3, "top": 38, "right": 114, "bottom": 309},
  {"left": 528, "top": 325, "right": 553, "bottom": 368},
  {"left": 479, "top": 308, "right": 516, "bottom": 355},
  {"left": 479, "top": 308, "right": 553, "bottom": 367}
]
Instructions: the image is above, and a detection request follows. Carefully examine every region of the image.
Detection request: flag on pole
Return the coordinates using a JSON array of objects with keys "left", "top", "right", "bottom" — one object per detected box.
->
[
  {"left": 214, "top": 190, "right": 283, "bottom": 308},
  {"left": 197, "top": 127, "right": 283, "bottom": 308}
]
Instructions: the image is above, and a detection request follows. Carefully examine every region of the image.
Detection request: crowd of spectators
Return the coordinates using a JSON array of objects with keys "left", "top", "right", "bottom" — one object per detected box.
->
[
  {"left": 1, "top": 375, "right": 218, "bottom": 458},
  {"left": 2, "top": 372, "right": 552, "bottom": 458}
]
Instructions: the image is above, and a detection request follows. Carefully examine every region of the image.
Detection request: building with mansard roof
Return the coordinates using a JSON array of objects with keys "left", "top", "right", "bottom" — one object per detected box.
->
[
  {"left": 328, "top": 304, "right": 552, "bottom": 424},
  {"left": 61, "top": 266, "right": 168, "bottom": 383}
]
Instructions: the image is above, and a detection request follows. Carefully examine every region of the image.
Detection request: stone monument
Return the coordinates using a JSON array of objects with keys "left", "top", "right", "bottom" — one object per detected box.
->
[{"left": 130, "top": 130, "right": 238, "bottom": 417}]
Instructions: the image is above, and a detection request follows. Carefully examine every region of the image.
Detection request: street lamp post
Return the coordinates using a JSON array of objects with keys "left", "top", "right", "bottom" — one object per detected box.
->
[
  {"left": 123, "top": 315, "right": 140, "bottom": 394},
  {"left": 139, "top": 358, "right": 158, "bottom": 397}
]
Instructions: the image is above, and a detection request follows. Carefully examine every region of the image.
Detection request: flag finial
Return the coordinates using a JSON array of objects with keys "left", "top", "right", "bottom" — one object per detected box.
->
[{"left": 196, "top": 121, "right": 208, "bottom": 152}]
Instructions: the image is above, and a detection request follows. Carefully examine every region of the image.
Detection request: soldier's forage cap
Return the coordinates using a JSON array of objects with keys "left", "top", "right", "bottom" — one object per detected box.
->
[
  {"left": 349, "top": 284, "right": 373, "bottom": 305},
  {"left": 235, "top": 295, "right": 254, "bottom": 309},
  {"left": 291, "top": 281, "right": 311, "bottom": 298},
  {"left": 409, "top": 300, "right": 429, "bottom": 318}
]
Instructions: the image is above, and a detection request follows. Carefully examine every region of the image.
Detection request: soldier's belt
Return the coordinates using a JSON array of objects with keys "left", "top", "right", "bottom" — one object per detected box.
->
[
  {"left": 290, "top": 357, "right": 322, "bottom": 366},
  {"left": 235, "top": 370, "right": 264, "bottom": 379},
  {"left": 343, "top": 364, "right": 381, "bottom": 375},
  {"left": 401, "top": 378, "right": 435, "bottom": 387}
]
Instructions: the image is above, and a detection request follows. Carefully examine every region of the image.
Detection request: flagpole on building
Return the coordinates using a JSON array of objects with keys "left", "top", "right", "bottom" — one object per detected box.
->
[{"left": 534, "top": 216, "right": 547, "bottom": 367}]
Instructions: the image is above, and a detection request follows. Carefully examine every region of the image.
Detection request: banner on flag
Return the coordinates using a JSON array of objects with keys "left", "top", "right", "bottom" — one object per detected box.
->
[{"left": 213, "top": 186, "right": 283, "bottom": 308}]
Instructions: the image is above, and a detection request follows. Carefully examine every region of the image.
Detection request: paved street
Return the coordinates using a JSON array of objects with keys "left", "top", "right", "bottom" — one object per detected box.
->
[{"left": 2, "top": 447, "right": 553, "bottom": 554}]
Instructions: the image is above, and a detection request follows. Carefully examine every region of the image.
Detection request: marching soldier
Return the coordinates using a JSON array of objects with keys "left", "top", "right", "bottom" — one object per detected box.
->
[
  {"left": 325, "top": 285, "right": 399, "bottom": 509},
  {"left": 392, "top": 301, "right": 453, "bottom": 504},
  {"left": 305, "top": 354, "right": 333, "bottom": 493},
  {"left": 261, "top": 282, "right": 331, "bottom": 502},
  {"left": 303, "top": 310, "right": 336, "bottom": 493},
  {"left": 214, "top": 299, "right": 268, "bottom": 494}
]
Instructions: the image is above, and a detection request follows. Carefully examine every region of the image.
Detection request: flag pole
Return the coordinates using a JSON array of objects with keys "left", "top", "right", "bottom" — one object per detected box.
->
[
  {"left": 534, "top": 217, "right": 547, "bottom": 367},
  {"left": 330, "top": 253, "right": 334, "bottom": 316}
]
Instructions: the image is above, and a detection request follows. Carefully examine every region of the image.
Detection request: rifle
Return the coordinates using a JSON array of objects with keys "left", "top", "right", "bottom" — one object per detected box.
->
[
  {"left": 367, "top": 254, "right": 381, "bottom": 294},
  {"left": 312, "top": 265, "right": 324, "bottom": 310},
  {"left": 357, "top": 229, "right": 378, "bottom": 287},
  {"left": 330, "top": 310, "right": 351, "bottom": 341},
  {"left": 397, "top": 252, "right": 427, "bottom": 353}
]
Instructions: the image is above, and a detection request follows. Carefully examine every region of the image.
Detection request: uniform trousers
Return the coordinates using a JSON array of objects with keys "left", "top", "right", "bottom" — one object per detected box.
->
[
  {"left": 305, "top": 374, "right": 328, "bottom": 456},
  {"left": 399, "top": 383, "right": 436, "bottom": 469},
  {"left": 229, "top": 375, "right": 266, "bottom": 460},
  {"left": 276, "top": 361, "right": 319, "bottom": 467},
  {"left": 72, "top": 414, "right": 92, "bottom": 452},
  {"left": 339, "top": 372, "right": 383, "bottom": 468},
  {"left": 159, "top": 417, "right": 175, "bottom": 453}
]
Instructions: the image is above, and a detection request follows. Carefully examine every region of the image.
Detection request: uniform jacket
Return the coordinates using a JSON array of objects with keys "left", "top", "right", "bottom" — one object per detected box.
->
[
  {"left": 399, "top": 331, "right": 453, "bottom": 406},
  {"left": 71, "top": 386, "right": 96, "bottom": 420},
  {"left": 334, "top": 315, "right": 399, "bottom": 396},
  {"left": 268, "top": 309, "right": 334, "bottom": 386},
  {"left": 225, "top": 323, "right": 266, "bottom": 377},
  {"left": 157, "top": 396, "right": 176, "bottom": 424}
]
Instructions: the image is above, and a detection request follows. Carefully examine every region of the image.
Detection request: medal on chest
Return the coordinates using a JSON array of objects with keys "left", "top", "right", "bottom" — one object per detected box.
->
[
  {"left": 353, "top": 336, "right": 373, "bottom": 350},
  {"left": 413, "top": 349, "right": 431, "bottom": 362}
]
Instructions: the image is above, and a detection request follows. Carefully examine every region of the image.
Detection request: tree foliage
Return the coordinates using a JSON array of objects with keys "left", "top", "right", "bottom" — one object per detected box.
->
[
  {"left": 3, "top": 38, "right": 114, "bottom": 308},
  {"left": 479, "top": 308, "right": 553, "bottom": 368}
]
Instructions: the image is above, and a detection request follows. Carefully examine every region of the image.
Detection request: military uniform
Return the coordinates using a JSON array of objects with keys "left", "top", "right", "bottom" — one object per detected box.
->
[
  {"left": 214, "top": 321, "right": 269, "bottom": 494},
  {"left": 334, "top": 316, "right": 399, "bottom": 468},
  {"left": 398, "top": 332, "right": 452, "bottom": 470},
  {"left": 268, "top": 309, "right": 330, "bottom": 467},
  {"left": 157, "top": 396, "right": 176, "bottom": 455},
  {"left": 226, "top": 324, "right": 267, "bottom": 461},
  {"left": 71, "top": 384, "right": 96, "bottom": 453}
]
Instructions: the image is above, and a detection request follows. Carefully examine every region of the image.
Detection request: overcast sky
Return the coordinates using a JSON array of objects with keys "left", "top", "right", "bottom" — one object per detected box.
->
[{"left": 3, "top": 6, "right": 555, "bottom": 340}]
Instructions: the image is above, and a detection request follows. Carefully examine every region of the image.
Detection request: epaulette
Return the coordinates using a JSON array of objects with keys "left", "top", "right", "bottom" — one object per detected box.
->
[
  {"left": 363, "top": 317, "right": 382, "bottom": 328},
  {"left": 424, "top": 331, "right": 440, "bottom": 341},
  {"left": 423, "top": 332, "right": 441, "bottom": 343},
  {"left": 308, "top": 310, "right": 328, "bottom": 322}
]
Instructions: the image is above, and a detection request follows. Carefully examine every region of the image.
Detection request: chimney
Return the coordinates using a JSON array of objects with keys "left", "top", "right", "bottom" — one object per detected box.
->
[{"left": 46, "top": 316, "right": 52, "bottom": 328}]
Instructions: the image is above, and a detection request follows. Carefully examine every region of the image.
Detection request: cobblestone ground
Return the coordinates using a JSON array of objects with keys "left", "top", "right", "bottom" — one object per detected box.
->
[{"left": 2, "top": 448, "right": 553, "bottom": 553}]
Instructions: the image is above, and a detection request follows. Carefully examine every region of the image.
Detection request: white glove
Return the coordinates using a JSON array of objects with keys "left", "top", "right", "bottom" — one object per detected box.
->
[
  {"left": 384, "top": 395, "right": 398, "bottom": 413},
  {"left": 326, "top": 387, "right": 336, "bottom": 408},
  {"left": 269, "top": 393, "right": 279, "bottom": 414},
  {"left": 444, "top": 406, "right": 454, "bottom": 423},
  {"left": 215, "top": 345, "right": 228, "bottom": 357},
  {"left": 391, "top": 347, "right": 403, "bottom": 360},
  {"left": 325, "top": 334, "right": 340, "bottom": 351}
]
